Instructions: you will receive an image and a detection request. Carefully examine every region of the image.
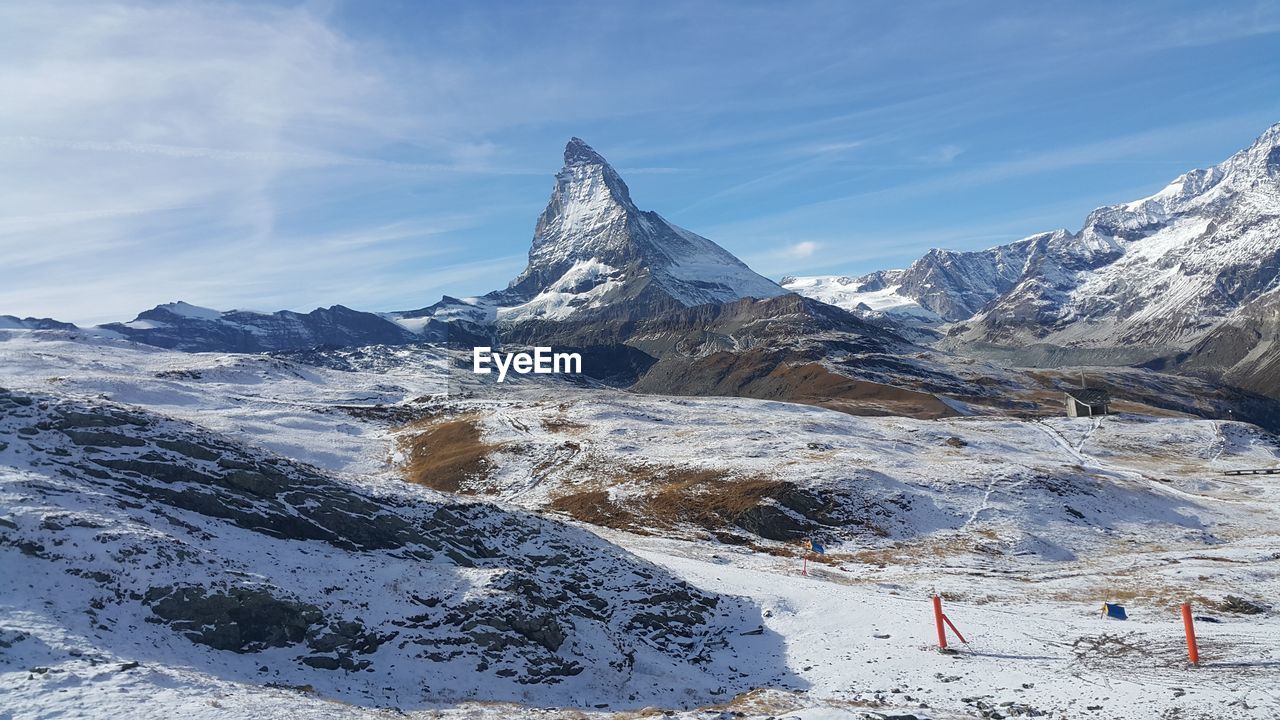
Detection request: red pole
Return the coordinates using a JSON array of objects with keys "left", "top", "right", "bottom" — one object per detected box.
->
[
  {"left": 932, "top": 595, "right": 947, "bottom": 650},
  {"left": 1181, "top": 602, "right": 1199, "bottom": 664},
  {"left": 802, "top": 553, "right": 807, "bottom": 576}
]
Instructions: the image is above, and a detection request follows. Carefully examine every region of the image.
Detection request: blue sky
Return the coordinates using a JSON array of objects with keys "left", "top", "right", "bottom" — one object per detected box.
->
[{"left": 2, "top": 0, "right": 1278, "bottom": 324}]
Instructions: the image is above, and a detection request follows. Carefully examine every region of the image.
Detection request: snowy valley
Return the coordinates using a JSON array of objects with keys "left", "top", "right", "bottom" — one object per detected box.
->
[{"left": 2, "top": 331, "right": 1279, "bottom": 719}]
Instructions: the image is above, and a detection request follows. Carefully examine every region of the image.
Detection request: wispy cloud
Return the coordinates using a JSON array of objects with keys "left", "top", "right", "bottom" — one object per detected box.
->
[
  {"left": 0, "top": 2, "right": 533, "bottom": 323},
  {"left": 781, "top": 241, "right": 820, "bottom": 259},
  {"left": 2, "top": 1, "right": 1277, "bottom": 323},
  {"left": 0, "top": 135, "right": 541, "bottom": 175},
  {"left": 712, "top": 112, "right": 1277, "bottom": 245},
  {"left": 918, "top": 144, "right": 964, "bottom": 164},
  {"left": 740, "top": 240, "right": 823, "bottom": 273},
  {"left": 799, "top": 140, "right": 868, "bottom": 156}
]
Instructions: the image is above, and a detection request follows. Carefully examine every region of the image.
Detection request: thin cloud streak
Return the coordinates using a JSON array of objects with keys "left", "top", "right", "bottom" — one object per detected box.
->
[
  {"left": 1, "top": 1, "right": 1277, "bottom": 322},
  {"left": 711, "top": 112, "right": 1278, "bottom": 248}
]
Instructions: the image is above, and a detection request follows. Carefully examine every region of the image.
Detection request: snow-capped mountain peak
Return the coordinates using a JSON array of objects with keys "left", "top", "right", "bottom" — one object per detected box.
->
[
  {"left": 780, "top": 274, "right": 941, "bottom": 327},
  {"left": 957, "top": 122, "right": 1280, "bottom": 353},
  {"left": 563, "top": 136, "right": 615, "bottom": 169},
  {"left": 502, "top": 138, "right": 788, "bottom": 320}
]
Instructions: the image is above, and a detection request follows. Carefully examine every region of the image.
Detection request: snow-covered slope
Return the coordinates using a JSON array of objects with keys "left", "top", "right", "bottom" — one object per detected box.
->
[
  {"left": 0, "top": 388, "right": 782, "bottom": 712},
  {"left": 405, "top": 378, "right": 1280, "bottom": 559},
  {"left": 780, "top": 273, "right": 942, "bottom": 326},
  {"left": 4, "top": 331, "right": 1280, "bottom": 719},
  {"left": 385, "top": 296, "right": 496, "bottom": 330},
  {"left": 784, "top": 236, "right": 1044, "bottom": 326}
]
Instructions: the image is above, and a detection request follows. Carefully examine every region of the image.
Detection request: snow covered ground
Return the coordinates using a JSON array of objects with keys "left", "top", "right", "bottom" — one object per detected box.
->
[
  {"left": 0, "top": 331, "right": 446, "bottom": 477},
  {"left": 3, "top": 329, "right": 1278, "bottom": 719}
]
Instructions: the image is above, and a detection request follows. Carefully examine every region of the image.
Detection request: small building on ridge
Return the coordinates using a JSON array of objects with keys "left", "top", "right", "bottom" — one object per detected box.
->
[{"left": 1065, "top": 388, "right": 1110, "bottom": 418}]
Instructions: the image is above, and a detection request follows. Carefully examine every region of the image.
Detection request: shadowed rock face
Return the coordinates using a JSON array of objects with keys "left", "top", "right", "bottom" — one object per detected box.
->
[
  {"left": 1170, "top": 288, "right": 1280, "bottom": 399},
  {"left": 498, "top": 292, "right": 934, "bottom": 404},
  {"left": 0, "top": 388, "right": 795, "bottom": 706},
  {"left": 145, "top": 585, "right": 326, "bottom": 653}
]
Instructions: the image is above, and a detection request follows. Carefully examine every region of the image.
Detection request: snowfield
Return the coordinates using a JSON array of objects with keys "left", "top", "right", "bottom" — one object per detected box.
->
[
  {"left": 781, "top": 275, "right": 942, "bottom": 328},
  {"left": 3, "top": 330, "right": 1279, "bottom": 719}
]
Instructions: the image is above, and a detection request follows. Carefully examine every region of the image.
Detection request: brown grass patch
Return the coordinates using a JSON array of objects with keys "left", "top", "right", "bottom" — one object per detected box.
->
[
  {"left": 548, "top": 489, "right": 645, "bottom": 531},
  {"left": 631, "top": 350, "right": 959, "bottom": 419},
  {"left": 649, "top": 470, "right": 789, "bottom": 528},
  {"left": 398, "top": 416, "right": 501, "bottom": 493},
  {"left": 548, "top": 464, "right": 793, "bottom": 536},
  {"left": 747, "top": 542, "right": 796, "bottom": 558}
]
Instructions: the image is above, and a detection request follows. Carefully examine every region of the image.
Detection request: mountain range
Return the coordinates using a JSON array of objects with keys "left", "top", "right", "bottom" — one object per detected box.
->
[
  {"left": 9, "top": 125, "right": 1279, "bottom": 406},
  {"left": 6, "top": 126, "right": 1280, "bottom": 720},
  {"left": 785, "top": 122, "right": 1280, "bottom": 398}
]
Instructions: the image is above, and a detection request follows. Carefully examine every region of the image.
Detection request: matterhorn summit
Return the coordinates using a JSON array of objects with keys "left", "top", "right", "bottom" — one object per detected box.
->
[{"left": 500, "top": 138, "right": 787, "bottom": 321}]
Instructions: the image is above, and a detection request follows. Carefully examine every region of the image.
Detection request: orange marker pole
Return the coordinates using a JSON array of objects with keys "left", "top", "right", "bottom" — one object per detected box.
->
[
  {"left": 802, "top": 553, "right": 808, "bottom": 576},
  {"left": 932, "top": 595, "right": 947, "bottom": 650},
  {"left": 942, "top": 613, "right": 968, "bottom": 644},
  {"left": 1181, "top": 602, "right": 1199, "bottom": 665}
]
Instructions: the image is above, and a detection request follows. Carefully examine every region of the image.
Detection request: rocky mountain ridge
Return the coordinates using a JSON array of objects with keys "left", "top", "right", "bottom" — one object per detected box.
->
[
  {"left": 501, "top": 138, "right": 789, "bottom": 320},
  {"left": 788, "top": 122, "right": 1280, "bottom": 397},
  {"left": 9, "top": 126, "right": 1279, "bottom": 402},
  {"left": 96, "top": 301, "right": 435, "bottom": 353}
]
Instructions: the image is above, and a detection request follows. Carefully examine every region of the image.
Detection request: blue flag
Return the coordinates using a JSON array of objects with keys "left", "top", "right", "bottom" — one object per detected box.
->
[{"left": 810, "top": 541, "right": 825, "bottom": 555}]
